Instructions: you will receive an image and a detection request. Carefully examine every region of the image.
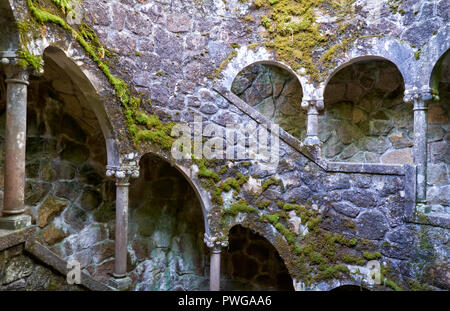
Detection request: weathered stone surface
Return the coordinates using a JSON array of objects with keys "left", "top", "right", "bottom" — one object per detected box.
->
[
  {"left": 80, "top": 188, "right": 102, "bottom": 211},
  {"left": 357, "top": 210, "right": 389, "bottom": 240},
  {"left": 331, "top": 201, "right": 360, "bottom": 218},
  {"left": 381, "top": 149, "right": 413, "bottom": 164},
  {"left": 382, "top": 227, "right": 414, "bottom": 259},
  {"left": 41, "top": 224, "right": 69, "bottom": 246},
  {"left": 38, "top": 196, "right": 68, "bottom": 228},
  {"left": 388, "top": 132, "right": 413, "bottom": 148},
  {"left": 2, "top": 256, "right": 33, "bottom": 285}
]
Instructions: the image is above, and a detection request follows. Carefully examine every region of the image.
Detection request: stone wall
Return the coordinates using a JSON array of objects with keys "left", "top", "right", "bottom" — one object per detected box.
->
[
  {"left": 321, "top": 60, "right": 411, "bottom": 164},
  {"left": 1, "top": 0, "right": 449, "bottom": 291}
]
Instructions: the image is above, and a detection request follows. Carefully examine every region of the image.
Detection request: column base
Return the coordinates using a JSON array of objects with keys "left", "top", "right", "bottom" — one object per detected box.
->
[
  {"left": 109, "top": 276, "right": 132, "bottom": 291},
  {"left": 0, "top": 215, "right": 31, "bottom": 230}
]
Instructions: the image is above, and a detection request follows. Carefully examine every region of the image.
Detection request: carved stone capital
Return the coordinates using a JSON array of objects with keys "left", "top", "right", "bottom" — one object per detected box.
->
[
  {"left": 3, "top": 64, "right": 30, "bottom": 86},
  {"left": 301, "top": 99, "right": 324, "bottom": 114},
  {"left": 404, "top": 86, "right": 433, "bottom": 110},
  {"left": 204, "top": 232, "right": 228, "bottom": 250},
  {"left": 106, "top": 153, "right": 140, "bottom": 184}
]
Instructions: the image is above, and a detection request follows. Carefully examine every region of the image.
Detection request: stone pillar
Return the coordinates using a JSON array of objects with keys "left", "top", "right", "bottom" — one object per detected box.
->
[
  {"left": 301, "top": 98, "right": 324, "bottom": 145},
  {"left": 210, "top": 246, "right": 221, "bottom": 291},
  {"left": 404, "top": 86, "right": 433, "bottom": 202},
  {"left": 204, "top": 233, "right": 228, "bottom": 291},
  {"left": 106, "top": 163, "right": 139, "bottom": 290},
  {"left": 0, "top": 64, "right": 31, "bottom": 230}
]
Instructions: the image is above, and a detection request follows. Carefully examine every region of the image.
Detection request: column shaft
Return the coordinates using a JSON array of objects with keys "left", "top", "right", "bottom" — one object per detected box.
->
[
  {"left": 114, "top": 180, "right": 129, "bottom": 278},
  {"left": 3, "top": 70, "right": 29, "bottom": 215},
  {"left": 414, "top": 103, "right": 428, "bottom": 201},
  {"left": 210, "top": 247, "right": 221, "bottom": 291}
]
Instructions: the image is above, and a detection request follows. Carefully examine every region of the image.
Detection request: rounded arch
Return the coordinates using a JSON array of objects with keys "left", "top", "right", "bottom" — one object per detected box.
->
[
  {"left": 324, "top": 55, "right": 406, "bottom": 88},
  {"left": 223, "top": 224, "right": 294, "bottom": 290},
  {"left": 43, "top": 46, "right": 120, "bottom": 167},
  {"left": 217, "top": 45, "right": 306, "bottom": 95},
  {"left": 321, "top": 56, "right": 409, "bottom": 164},
  {"left": 423, "top": 25, "right": 450, "bottom": 88},
  {"left": 136, "top": 151, "right": 212, "bottom": 235},
  {"left": 0, "top": 0, "right": 20, "bottom": 52},
  {"left": 430, "top": 48, "right": 450, "bottom": 91},
  {"left": 321, "top": 37, "right": 414, "bottom": 94}
]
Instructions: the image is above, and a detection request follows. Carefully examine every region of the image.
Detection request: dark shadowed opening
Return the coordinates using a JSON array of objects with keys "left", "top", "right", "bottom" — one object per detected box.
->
[{"left": 221, "top": 225, "right": 294, "bottom": 291}]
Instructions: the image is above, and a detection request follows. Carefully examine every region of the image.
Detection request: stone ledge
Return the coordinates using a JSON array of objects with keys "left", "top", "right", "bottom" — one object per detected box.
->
[
  {"left": 326, "top": 162, "right": 406, "bottom": 175},
  {"left": 412, "top": 212, "right": 450, "bottom": 229},
  {"left": 0, "top": 226, "right": 35, "bottom": 252}
]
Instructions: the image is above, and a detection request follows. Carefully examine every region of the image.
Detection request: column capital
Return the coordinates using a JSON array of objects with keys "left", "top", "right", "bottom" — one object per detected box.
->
[
  {"left": 3, "top": 64, "right": 30, "bottom": 86},
  {"left": 301, "top": 98, "right": 324, "bottom": 114},
  {"left": 106, "top": 165, "right": 139, "bottom": 184},
  {"left": 404, "top": 86, "right": 433, "bottom": 110},
  {"left": 106, "top": 153, "right": 140, "bottom": 183},
  {"left": 204, "top": 232, "right": 228, "bottom": 250}
]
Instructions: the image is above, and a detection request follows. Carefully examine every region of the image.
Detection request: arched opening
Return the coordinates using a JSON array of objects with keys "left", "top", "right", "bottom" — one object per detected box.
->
[
  {"left": 330, "top": 285, "right": 369, "bottom": 291},
  {"left": 0, "top": 48, "right": 118, "bottom": 285},
  {"left": 427, "top": 50, "right": 450, "bottom": 209},
  {"left": 128, "top": 153, "right": 209, "bottom": 291},
  {"left": 221, "top": 225, "right": 294, "bottom": 291},
  {"left": 231, "top": 63, "right": 306, "bottom": 140},
  {"left": 322, "top": 59, "right": 409, "bottom": 164}
]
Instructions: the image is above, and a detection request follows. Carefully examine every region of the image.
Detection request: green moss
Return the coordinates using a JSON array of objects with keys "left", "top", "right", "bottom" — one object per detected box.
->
[
  {"left": 248, "top": 0, "right": 360, "bottom": 81},
  {"left": 257, "top": 199, "right": 271, "bottom": 209},
  {"left": 363, "top": 251, "right": 382, "bottom": 260},
  {"left": 341, "top": 254, "right": 365, "bottom": 266},
  {"left": 261, "top": 176, "right": 281, "bottom": 192},
  {"left": 223, "top": 200, "right": 257, "bottom": 215},
  {"left": 215, "top": 50, "right": 237, "bottom": 78},
  {"left": 385, "top": 278, "right": 403, "bottom": 291},
  {"left": 218, "top": 165, "right": 228, "bottom": 175},
  {"left": 17, "top": 49, "right": 43, "bottom": 70},
  {"left": 314, "top": 264, "right": 349, "bottom": 281}
]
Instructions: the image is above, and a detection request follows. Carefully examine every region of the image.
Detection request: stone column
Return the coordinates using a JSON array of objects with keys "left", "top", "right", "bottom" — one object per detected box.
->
[
  {"left": 404, "top": 86, "right": 433, "bottom": 202},
  {"left": 301, "top": 98, "right": 324, "bottom": 145},
  {"left": 106, "top": 164, "right": 139, "bottom": 290},
  {"left": 0, "top": 64, "right": 31, "bottom": 230},
  {"left": 204, "top": 233, "right": 228, "bottom": 291}
]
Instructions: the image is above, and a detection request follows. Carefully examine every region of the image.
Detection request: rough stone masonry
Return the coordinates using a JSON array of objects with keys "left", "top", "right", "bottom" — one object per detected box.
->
[{"left": 0, "top": 0, "right": 448, "bottom": 291}]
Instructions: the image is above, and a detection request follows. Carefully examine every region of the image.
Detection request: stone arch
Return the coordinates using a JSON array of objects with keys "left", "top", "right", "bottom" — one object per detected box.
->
[
  {"left": 43, "top": 46, "right": 120, "bottom": 167},
  {"left": 217, "top": 45, "right": 307, "bottom": 94},
  {"left": 222, "top": 224, "right": 294, "bottom": 291},
  {"left": 322, "top": 37, "right": 415, "bottom": 91},
  {"left": 422, "top": 25, "right": 450, "bottom": 89},
  {"left": 135, "top": 151, "right": 212, "bottom": 236},
  {"left": 128, "top": 152, "right": 212, "bottom": 290},
  {"left": 321, "top": 56, "right": 411, "bottom": 164},
  {"left": 230, "top": 60, "right": 306, "bottom": 140},
  {"left": 0, "top": 0, "right": 20, "bottom": 52}
]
